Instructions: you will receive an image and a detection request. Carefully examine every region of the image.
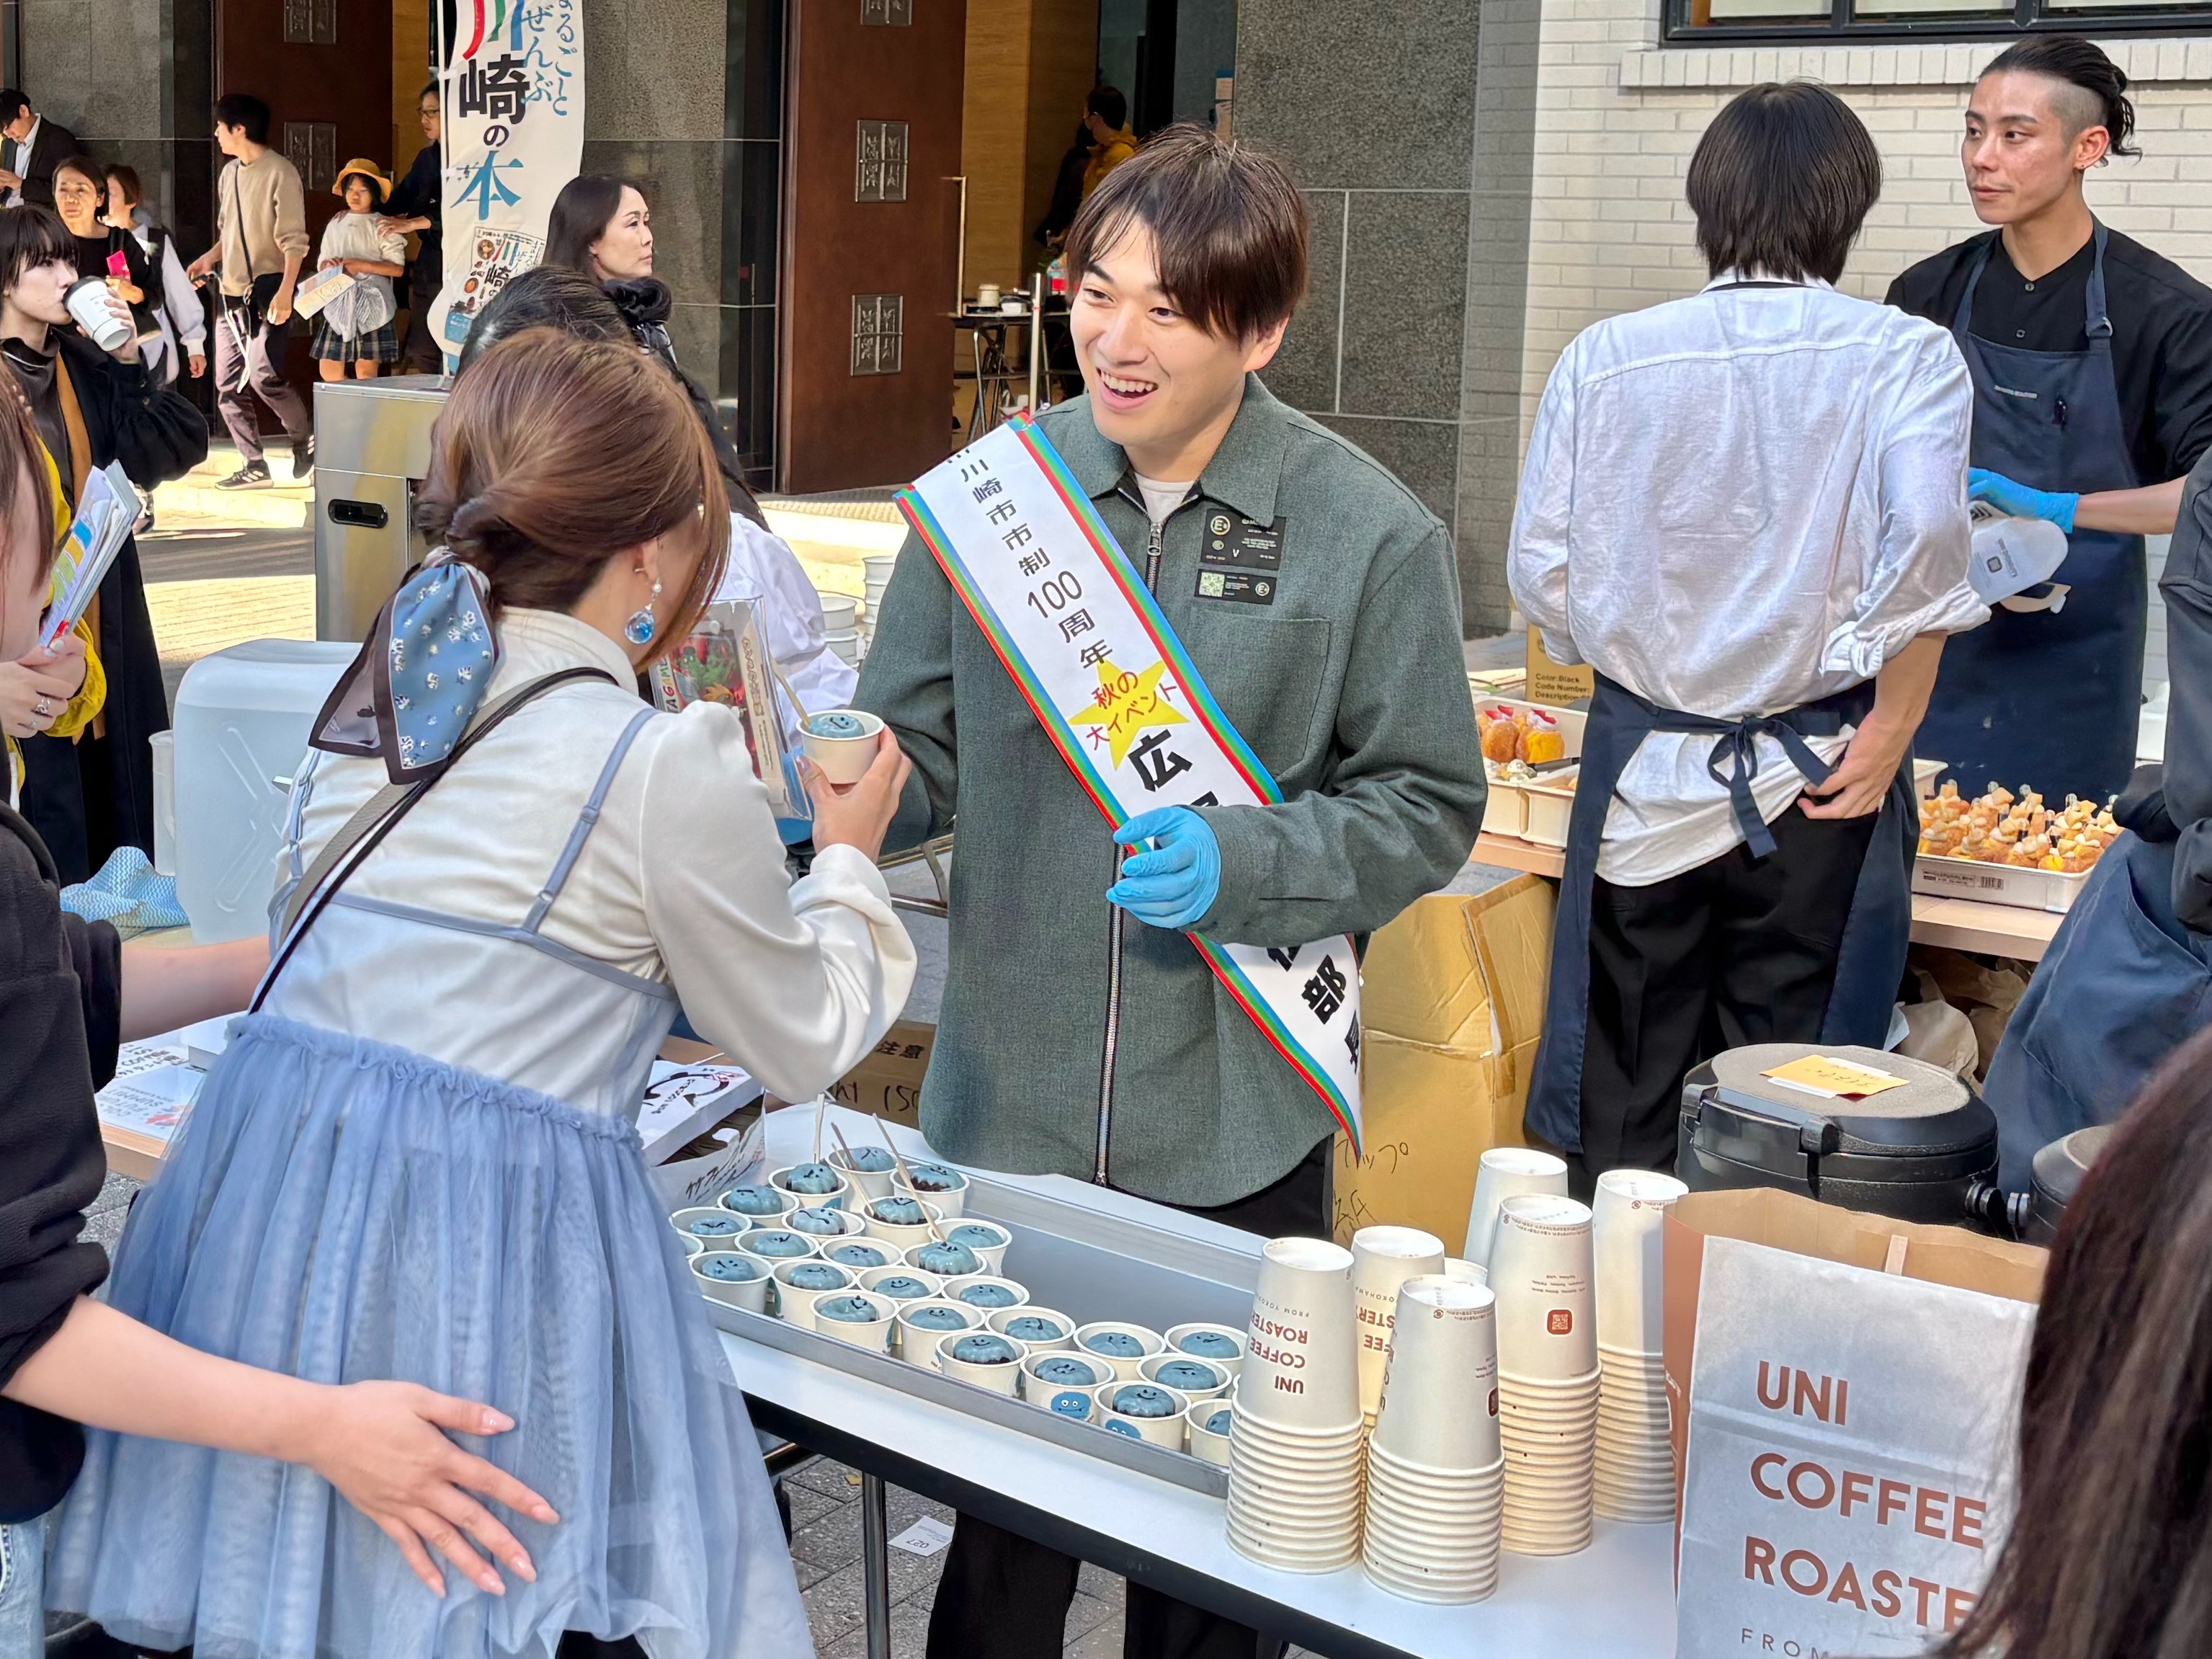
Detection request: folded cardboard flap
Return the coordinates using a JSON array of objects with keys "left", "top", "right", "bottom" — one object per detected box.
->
[
  {"left": 1331, "top": 876, "right": 1555, "bottom": 1246},
  {"left": 829, "top": 1019, "right": 935, "bottom": 1129},
  {"left": 1662, "top": 1186, "right": 2046, "bottom": 1540}
]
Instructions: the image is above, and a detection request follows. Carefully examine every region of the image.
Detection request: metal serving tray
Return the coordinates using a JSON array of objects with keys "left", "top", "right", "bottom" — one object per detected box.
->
[{"left": 707, "top": 1170, "right": 1258, "bottom": 1498}]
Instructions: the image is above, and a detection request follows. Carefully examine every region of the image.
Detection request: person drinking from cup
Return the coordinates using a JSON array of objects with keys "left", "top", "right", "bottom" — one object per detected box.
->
[
  {"left": 46, "top": 331, "right": 915, "bottom": 1657},
  {"left": 860, "top": 123, "right": 1486, "bottom": 1659},
  {"left": 1888, "top": 37, "right": 2212, "bottom": 806},
  {"left": 1509, "top": 83, "right": 1987, "bottom": 1192}
]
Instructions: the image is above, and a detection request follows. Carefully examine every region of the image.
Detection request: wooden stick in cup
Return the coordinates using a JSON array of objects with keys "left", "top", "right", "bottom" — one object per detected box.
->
[{"left": 849, "top": 1117, "right": 948, "bottom": 1245}]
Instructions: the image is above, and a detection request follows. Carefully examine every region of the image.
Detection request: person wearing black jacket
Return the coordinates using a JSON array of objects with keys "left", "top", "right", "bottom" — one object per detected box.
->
[
  {"left": 0, "top": 89, "right": 79, "bottom": 209},
  {"left": 381, "top": 81, "right": 445, "bottom": 375},
  {"left": 0, "top": 384, "right": 558, "bottom": 1640},
  {"left": 1984, "top": 442, "right": 2212, "bottom": 1190},
  {"left": 0, "top": 204, "right": 207, "bottom": 885}
]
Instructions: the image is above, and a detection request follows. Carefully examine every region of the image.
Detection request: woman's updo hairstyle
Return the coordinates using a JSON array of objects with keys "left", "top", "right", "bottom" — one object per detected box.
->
[{"left": 415, "top": 328, "right": 729, "bottom": 644}]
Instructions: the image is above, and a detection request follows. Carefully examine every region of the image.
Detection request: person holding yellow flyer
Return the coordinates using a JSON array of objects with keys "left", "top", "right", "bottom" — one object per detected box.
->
[{"left": 857, "top": 124, "right": 1485, "bottom": 1659}]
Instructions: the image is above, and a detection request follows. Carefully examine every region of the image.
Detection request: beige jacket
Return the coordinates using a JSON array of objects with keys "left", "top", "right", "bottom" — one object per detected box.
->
[{"left": 215, "top": 149, "right": 311, "bottom": 296}]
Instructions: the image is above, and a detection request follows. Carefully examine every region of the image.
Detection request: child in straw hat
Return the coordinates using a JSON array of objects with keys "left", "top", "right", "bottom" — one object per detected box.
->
[{"left": 309, "top": 160, "right": 406, "bottom": 378}]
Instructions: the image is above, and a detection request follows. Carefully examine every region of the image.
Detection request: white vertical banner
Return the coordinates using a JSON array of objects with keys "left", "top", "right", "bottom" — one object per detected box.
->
[{"left": 431, "top": 0, "right": 587, "bottom": 364}]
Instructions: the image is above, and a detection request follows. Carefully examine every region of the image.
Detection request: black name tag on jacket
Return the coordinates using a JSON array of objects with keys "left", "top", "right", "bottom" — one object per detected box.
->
[{"left": 1196, "top": 512, "right": 1284, "bottom": 606}]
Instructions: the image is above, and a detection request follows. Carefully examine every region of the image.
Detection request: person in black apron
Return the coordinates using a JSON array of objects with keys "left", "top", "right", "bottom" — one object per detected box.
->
[
  {"left": 1890, "top": 37, "right": 2212, "bottom": 806},
  {"left": 1510, "top": 84, "right": 1989, "bottom": 1191}
]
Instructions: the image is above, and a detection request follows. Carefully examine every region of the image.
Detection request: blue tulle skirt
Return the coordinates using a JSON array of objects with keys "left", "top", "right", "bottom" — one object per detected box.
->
[{"left": 46, "top": 1015, "right": 811, "bottom": 1659}]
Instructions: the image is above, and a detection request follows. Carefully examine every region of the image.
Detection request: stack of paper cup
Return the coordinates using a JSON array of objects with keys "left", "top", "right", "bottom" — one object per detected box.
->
[
  {"left": 1490, "top": 1193, "right": 1597, "bottom": 1555},
  {"left": 1350, "top": 1226, "right": 1446, "bottom": 1428},
  {"left": 1362, "top": 1275, "right": 1502, "bottom": 1603},
  {"left": 1592, "top": 1169, "right": 1686, "bottom": 1522},
  {"left": 1226, "top": 1237, "right": 1364, "bottom": 1573},
  {"left": 860, "top": 553, "right": 898, "bottom": 649},
  {"left": 1462, "top": 1147, "right": 1569, "bottom": 1268}
]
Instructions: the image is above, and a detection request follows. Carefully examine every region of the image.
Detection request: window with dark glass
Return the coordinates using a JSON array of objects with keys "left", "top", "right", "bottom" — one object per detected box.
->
[{"left": 1670, "top": 0, "right": 2211, "bottom": 44}]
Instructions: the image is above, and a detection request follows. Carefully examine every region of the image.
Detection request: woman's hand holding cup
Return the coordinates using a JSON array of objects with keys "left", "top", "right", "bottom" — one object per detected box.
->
[{"left": 800, "top": 729, "right": 911, "bottom": 861}]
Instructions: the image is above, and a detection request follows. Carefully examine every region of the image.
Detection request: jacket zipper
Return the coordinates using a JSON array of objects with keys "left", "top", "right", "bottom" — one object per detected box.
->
[{"left": 1096, "top": 494, "right": 1174, "bottom": 1183}]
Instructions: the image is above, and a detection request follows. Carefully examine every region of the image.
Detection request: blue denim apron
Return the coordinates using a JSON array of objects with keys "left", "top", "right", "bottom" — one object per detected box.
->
[
  {"left": 1525, "top": 675, "right": 1916, "bottom": 1154},
  {"left": 1917, "top": 226, "right": 2146, "bottom": 804}
]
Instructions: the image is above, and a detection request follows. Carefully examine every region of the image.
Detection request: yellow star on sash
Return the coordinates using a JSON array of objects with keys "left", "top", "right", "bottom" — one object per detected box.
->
[{"left": 1068, "top": 658, "right": 1186, "bottom": 768}]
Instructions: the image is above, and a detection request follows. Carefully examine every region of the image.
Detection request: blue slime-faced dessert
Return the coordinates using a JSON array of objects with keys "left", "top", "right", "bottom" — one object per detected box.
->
[
  {"left": 782, "top": 1162, "right": 842, "bottom": 1196},
  {"left": 1204, "top": 1409, "right": 1232, "bottom": 1436},
  {"left": 911, "top": 1241, "right": 980, "bottom": 1277},
  {"left": 1110, "top": 1384, "right": 1178, "bottom": 1419},
  {"left": 870, "top": 1275, "right": 934, "bottom": 1301},
  {"left": 815, "top": 1295, "right": 882, "bottom": 1324},
  {"left": 904, "top": 1162, "right": 962, "bottom": 1193},
  {"left": 829, "top": 1243, "right": 892, "bottom": 1270},
  {"left": 950, "top": 1334, "right": 1017, "bottom": 1366},
  {"left": 720, "top": 1185, "right": 786, "bottom": 1215},
  {"left": 806, "top": 710, "right": 869, "bottom": 739},
  {"left": 955, "top": 1283, "right": 1018, "bottom": 1308},
  {"left": 788, "top": 1206, "right": 849, "bottom": 1235},
  {"left": 1002, "top": 1315, "right": 1064, "bottom": 1344},
  {"left": 1174, "top": 1330, "right": 1241, "bottom": 1360},
  {"left": 870, "top": 1196, "right": 927, "bottom": 1226},
  {"left": 946, "top": 1224, "right": 1004, "bottom": 1250},
  {"left": 840, "top": 1146, "right": 897, "bottom": 1172},
  {"left": 904, "top": 1305, "right": 971, "bottom": 1332},
  {"left": 783, "top": 1263, "right": 846, "bottom": 1290},
  {"left": 1033, "top": 1356, "right": 1102, "bottom": 1388},
  {"left": 1151, "top": 1360, "right": 1220, "bottom": 1393},
  {"left": 697, "top": 1254, "right": 762, "bottom": 1282},
  {"left": 744, "top": 1230, "right": 813, "bottom": 1258},
  {"left": 684, "top": 1214, "right": 741, "bottom": 1237},
  {"left": 1082, "top": 1330, "right": 1146, "bottom": 1358}
]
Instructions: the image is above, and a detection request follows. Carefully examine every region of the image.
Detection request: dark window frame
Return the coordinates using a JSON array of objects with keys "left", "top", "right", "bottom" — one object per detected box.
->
[{"left": 1666, "top": 0, "right": 2212, "bottom": 45}]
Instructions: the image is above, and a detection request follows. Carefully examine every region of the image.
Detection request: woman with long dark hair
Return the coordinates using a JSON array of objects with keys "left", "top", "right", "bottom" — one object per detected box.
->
[
  {"left": 545, "top": 174, "right": 653, "bottom": 283},
  {"left": 1943, "top": 1023, "right": 2212, "bottom": 1659}
]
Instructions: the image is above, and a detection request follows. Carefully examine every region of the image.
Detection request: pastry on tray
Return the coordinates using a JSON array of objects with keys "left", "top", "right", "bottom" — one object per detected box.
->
[{"left": 1917, "top": 779, "right": 2119, "bottom": 875}]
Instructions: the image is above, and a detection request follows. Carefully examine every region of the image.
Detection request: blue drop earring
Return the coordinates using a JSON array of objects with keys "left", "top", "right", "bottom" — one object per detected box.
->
[{"left": 625, "top": 578, "right": 663, "bottom": 646}]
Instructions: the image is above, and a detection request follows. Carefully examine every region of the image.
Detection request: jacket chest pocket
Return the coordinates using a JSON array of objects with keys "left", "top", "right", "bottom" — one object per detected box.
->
[{"left": 1173, "top": 610, "right": 1334, "bottom": 778}]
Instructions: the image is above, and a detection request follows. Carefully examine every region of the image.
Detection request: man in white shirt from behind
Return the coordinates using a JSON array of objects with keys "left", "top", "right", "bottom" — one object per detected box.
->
[{"left": 1509, "top": 81, "right": 1989, "bottom": 1191}]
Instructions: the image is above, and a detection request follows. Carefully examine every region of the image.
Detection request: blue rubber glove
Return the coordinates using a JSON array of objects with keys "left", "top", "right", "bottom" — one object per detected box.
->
[
  {"left": 1107, "top": 807, "right": 1221, "bottom": 930},
  {"left": 1968, "top": 467, "right": 2078, "bottom": 535}
]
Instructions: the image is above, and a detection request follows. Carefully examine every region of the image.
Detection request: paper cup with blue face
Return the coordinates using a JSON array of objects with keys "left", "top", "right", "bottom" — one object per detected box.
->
[
  {"left": 800, "top": 708, "right": 885, "bottom": 785},
  {"left": 691, "top": 1249, "right": 770, "bottom": 1313},
  {"left": 942, "top": 1219, "right": 1012, "bottom": 1276},
  {"left": 824, "top": 1239, "right": 897, "bottom": 1274},
  {"left": 671, "top": 1206, "right": 749, "bottom": 1247},
  {"left": 891, "top": 1161, "right": 969, "bottom": 1219},
  {"left": 772, "top": 1258, "right": 855, "bottom": 1330},
  {"left": 1186, "top": 1400, "right": 1234, "bottom": 1466},
  {"left": 896, "top": 1298, "right": 981, "bottom": 1366},
  {"left": 770, "top": 1161, "right": 853, "bottom": 1211},
  {"left": 991, "top": 1307, "right": 1074, "bottom": 1353},
  {"left": 943, "top": 1274, "right": 1028, "bottom": 1314},
  {"left": 1094, "top": 1380, "right": 1191, "bottom": 1449},
  {"left": 1164, "top": 1322, "right": 1247, "bottom": 1379},
  {"left": 811, "top": 1289, "right": 896, "bottom": 1353},
  {"left": 1074, "top": 1321, "right": 1164, "bottom": 1382},
  {"left": 862, "top": 1194, "right": 946, "bottom": 1250},
  {"left": 718, "top": 1182, "right": 797, "bottom": 1223},
  {"left": 1141, "top": 1353, "right": 1231, "bottom": 1403},
  {"left": 1021, "top": 1350, "right": 1110, "bottom": 1419},
  {"left": 937, "top": 1329, "right": 1028, "bottom": 1394},
  {"left": 829, "top": 1143, "right": 900, "bottom": 1201}
]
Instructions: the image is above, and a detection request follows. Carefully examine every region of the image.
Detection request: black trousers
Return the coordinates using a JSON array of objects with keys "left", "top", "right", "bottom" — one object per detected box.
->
[
  {"left": 924, "top": 1138, "right": 1333, "bottom": 1659},
  {"left": 1573, "top": 804, "right": 1879, "bottom": 1193},
  {"left": 399, "top": 277, "right": 443, "bottom": 375}
]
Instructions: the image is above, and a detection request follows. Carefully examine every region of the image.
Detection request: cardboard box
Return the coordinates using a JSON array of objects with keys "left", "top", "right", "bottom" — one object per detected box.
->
[
  {"left": 829, "top": 1019, "right": 936, "bottom": 1129},
  {"left": 1331, "top": 877, "right": 1556, "bottom": 1247},
  {"left": 1525, "top": 628, "right": 1595, "bottom": 708}
]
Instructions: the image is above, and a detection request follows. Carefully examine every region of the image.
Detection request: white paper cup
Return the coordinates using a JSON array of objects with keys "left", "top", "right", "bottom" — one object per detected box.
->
[
  {"left": 939, "top": 1218, "right": 1012, "bottom": 1276},
  {"left": 670, "top": 1206, "right": 749, "bottom": 1247},
  {"left": 772, "top": 1258, "right": 855, "bottom": 1329},
  {"left": 859, "top": 1195, "right": 947, "bottom": 1250},
  {"left": 937, "top": 1328, "right": 1028, "bottom": 1393},
  {"left": 1351, "top": 1226, "right": 1448, "bottom": 1420},
  {"left": 811, "top": 1289, "right": 896, "bottom": 1352},
  {"left": 679, "top": 1232, "right": 706, "bottom": 1258},
  {"left": 66, "top": 277, "right": 133, "bottom": 352},
  {"left": 736, "top": 1227, "right": 822, "bottom": 1268},
  {"left": 821, "top": 1238, "right": 898, "bottom": 1273},
  {"left": 857, "top": 1265, "right": 944, "bottom": 1327},
  {"left": 1463, "top": 1147, "right": 1569, "bottom": 1267},
  {"left": 1187, "top": 1400, "right": 1234, "bottom": 1465},
  {"left": 691, "top": 1249, "right": 770, "bottom": 1312},
  {"left": 1372, "top": 1276, "right": 1499, "bottom": 1471},
  {"left": 1489, "top": 1195, "right": 1597, "bottom": 1381},
  {"left": 1094, "top": 1379, "right": 1192, "bottom": 1449},
  {"left": 991, "top": 1307, "right": 1075, "bottom": 1352},
  {"left": 800, "top": 708, "right": 886, "bottom": 785},
  {"left": 1074, "top": 1321, "right": 1165, "bottom": 1381},
  {"left": 827, "top": 1144, "right": 899, "bottom": 1200},
  {"left": 1592, "top": 1169, "right": 1685, "bottom": 1357},
  {"left": 1442, "top": 1258, "right": 1489, "bottom": 1288},
  {"left": 816, "top": 592, "right": 860, "bottom": 633},
  {"left": 717, "top": 1182, "right": 798, "bottom": 1223},
  {"left": 1141, "top": 1352, "right": 1231, "bottom": 1402},
  {"left": 1164, "top": 1322, "right": 1247, "bottom": 1378},
  {"left": 1021, "top": 1350, "right": 1112, "bottom": 1419},
  {"left": 896, "top": 1299, "right": 982, "bottom": 1366},
  {"left": 1243, "top": 1237, "right": 1360, "bottom": 1431},
  {"left": 785, "top": 1204, "right": 868, "bottom": 1243},
  {"left": 891, "top": 1161, "right": 969, "bottom": 1218},
  {"left": 942, "top": 1274, "right": 1030, "bottom": 1317},
  {"left": 770, "top": 1162, "right": 854, "bottom": 1211}
]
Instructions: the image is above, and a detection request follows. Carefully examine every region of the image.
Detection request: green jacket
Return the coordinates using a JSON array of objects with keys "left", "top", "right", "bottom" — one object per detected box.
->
[{"left": 856, "top": 377, "right": 1485, "bottom": 1206}]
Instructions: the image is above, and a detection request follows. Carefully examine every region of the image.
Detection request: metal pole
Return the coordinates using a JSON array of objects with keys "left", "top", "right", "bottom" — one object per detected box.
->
[
  {"left": 860, "top": 1472, "right": 892, "bottom": 1659},
  {"left": 1027, "top": 272, "right": 1043, "bottom": 416}
]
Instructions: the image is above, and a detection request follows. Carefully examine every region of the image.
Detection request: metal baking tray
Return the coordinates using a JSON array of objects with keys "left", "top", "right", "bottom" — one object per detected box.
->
[{"left": 707, "top": 1170, "right": 1257, "bottom": 1498}]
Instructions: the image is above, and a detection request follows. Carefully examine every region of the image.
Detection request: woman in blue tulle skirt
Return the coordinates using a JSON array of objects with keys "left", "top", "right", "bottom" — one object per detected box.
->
[{"left": 46, "top": 329, "right": 918, "bottom": 1658}]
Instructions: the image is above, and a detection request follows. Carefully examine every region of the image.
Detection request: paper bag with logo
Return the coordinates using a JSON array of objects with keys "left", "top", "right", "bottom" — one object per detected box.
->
[{"left": 1665, "top": 1191, "right": 2043, "bottom": 1655}]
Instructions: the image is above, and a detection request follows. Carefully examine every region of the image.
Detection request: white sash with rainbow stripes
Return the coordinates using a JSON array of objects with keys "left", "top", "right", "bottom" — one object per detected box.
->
[{"left": 897, "top": 417, "right": 1362, "bottom": 1152}]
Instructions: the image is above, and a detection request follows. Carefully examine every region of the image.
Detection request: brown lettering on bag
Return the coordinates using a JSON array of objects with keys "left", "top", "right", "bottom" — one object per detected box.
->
[
  {"left": 1952, "top": 1495, "right": 1986, "bottom": 1549},
  {"left": 1743, "top": 1535, "right": 1778, "bottom": 1584},
  {"left": 1914, "top": 1487, "right": 1949, "bottom": 1540},
  {"left": 1907, "top": 1577, "right": 1942, "bottom": 1627},
  {"left": 1779, "top": 1551, "right": 1828, "bottom": 1597},
  {"left": 1870, "top": 1570, "right": 1904, "bottom": 1619},
  {"left": 1943, "top": 1587, "right": 1976, "bottom": 1632}
]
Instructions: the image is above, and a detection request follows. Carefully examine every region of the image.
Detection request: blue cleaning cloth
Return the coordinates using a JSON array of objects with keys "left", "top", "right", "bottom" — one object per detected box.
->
[{"left": 61, "top": 846, "right": 189, "bottom": 938}]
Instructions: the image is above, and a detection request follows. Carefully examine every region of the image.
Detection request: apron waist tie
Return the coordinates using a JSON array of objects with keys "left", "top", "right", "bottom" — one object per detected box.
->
[{"left": 1703, "top": 719, "right": 1839, "bottom": 860}]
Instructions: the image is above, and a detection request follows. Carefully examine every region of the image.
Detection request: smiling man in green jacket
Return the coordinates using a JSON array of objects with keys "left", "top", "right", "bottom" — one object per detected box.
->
[{"left": 857, "top": 124, "right": 1484, "bottom": 1659}]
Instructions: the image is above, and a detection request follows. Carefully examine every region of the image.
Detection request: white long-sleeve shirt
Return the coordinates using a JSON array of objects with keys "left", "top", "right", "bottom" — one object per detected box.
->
[
  {"left": 1508, "top": 276, "right": 1989, "bottom": 885},
  {"left": 714, "top": 512, "right": 857, "bottom": 747},
  {"left": 273, "top": 608, "right": 914, "bottom": 1108}
]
